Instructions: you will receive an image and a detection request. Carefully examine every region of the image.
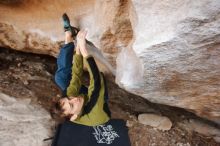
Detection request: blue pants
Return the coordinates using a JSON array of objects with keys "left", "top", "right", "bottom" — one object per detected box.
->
[
  {"left": 55, "top": 42, "right": 108, "bottom": 102},
  {"left": 55, "top": 42, "right": 88, "bottom": 97}
]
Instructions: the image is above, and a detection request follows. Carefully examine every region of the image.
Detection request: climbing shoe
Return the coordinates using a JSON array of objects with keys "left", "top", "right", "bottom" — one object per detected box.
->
[{"left": 62, "top": 13, "right": 79, "bottom": 38}]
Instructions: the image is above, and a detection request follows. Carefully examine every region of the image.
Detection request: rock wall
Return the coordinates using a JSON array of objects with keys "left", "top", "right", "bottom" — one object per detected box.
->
[
  {"left": 123, "top": 0, "right": 220, "bottom": 123},
  {"left": 0, "top": 0, "right": 220, "bottom": 123}
]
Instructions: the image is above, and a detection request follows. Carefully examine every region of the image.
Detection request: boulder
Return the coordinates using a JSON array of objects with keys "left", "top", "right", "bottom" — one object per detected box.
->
[
  {"left": 117, "top": 0, "right": 220, "bottom": 124},
  {"left": 138, "top": 113, "right": 172, "bottom": 131},
  {"left": 0, "top": 0, "right": 220, "bottom": 123},
  {"left": 0, "top": 92, "right": 53, "bottom": 146}
]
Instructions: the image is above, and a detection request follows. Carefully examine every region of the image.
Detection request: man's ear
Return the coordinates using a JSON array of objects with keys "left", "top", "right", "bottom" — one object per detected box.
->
[{"left": 70, "top": 97, "right": 78, "bottom": 102}]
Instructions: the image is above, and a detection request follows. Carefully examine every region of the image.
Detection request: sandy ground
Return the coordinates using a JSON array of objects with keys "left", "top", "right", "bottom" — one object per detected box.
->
[{"left": 0, "top": 47, "right": 219, "bottom": 146}]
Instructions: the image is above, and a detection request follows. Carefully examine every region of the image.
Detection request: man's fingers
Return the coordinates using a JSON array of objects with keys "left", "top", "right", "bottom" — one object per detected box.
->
[
  {"left": 77, "top": 29, "right": 88, "bottom": 39},
  {"left": 82, "top": 29, "right": 87, "bottom": 38},
  {"left": 80, "top": 30, "right": 87, "bottom": 39},
  {"left": 76, "top": 29, "right": 89, "bottom": 57}
]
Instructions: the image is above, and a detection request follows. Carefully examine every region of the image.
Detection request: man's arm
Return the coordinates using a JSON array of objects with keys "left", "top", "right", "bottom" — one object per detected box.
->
[
  {"left": 83, "top": 55, "right": 103, "bottom": 114},
  {"left": 66, "top": 53, "right": 83, "bottom": 97},
  {"left": 86, "top": 56, "right": 101, "bottom": 99},
  {"left": 76, "top": 30, "right": 104, "bottom": 114}
]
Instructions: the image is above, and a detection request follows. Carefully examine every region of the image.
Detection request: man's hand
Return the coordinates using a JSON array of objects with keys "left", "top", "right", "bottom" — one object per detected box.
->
[
  {"left": 75, "top": 43, "right": 80, "bottom": 55},
  {"left": 76, "top": 30, "right": 89, "bottom": 57}
]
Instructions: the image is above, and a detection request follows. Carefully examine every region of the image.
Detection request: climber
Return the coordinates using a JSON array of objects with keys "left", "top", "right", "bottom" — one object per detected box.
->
[
  {"left": 55, "top": 28, "right": 111, "bottom": 122},
  {"left": 54, "top": 13, "right": 110, "bottom": 122},
  {"left": 51, "top": 13, "right": 130, "bottom": 146}
]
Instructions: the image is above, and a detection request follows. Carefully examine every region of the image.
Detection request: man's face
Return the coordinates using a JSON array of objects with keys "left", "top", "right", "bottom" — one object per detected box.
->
[{"left": 59, "top": 97, "right": 84, "bottom": 117}]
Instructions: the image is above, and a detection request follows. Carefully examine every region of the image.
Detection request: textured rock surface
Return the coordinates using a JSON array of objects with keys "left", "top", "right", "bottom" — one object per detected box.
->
[
  {"left": 1, "top": 48, "right": 218, "bottom": 146},
  {"left": 0, "top": 0, "right": 220, "bottom": 123},
  {"left": 0, "top": 92, "right": 53, "bottom": 146},
  {"left": 179, "top": 119, "right": 220, "bottom": 143},
  {"left": 121, "top": 0, "right": 220, "bottom": 123}
]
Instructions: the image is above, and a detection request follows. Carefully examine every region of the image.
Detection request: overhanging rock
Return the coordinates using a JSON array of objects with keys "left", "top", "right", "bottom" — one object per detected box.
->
[{"left": 0, "top": 0, "right": 220, "bottom": 123}]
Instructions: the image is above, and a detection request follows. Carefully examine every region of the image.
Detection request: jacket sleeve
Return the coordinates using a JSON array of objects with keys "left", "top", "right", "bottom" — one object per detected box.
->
[
  {"left": 82, "top": 56, "right": 103, "bottom": 114},
  {"left": 67, "top": 53, "right": 83, "bottom": 97}
]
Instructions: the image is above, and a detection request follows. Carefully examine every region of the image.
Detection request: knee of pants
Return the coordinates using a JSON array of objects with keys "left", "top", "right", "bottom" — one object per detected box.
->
[{"left": 55, "top": 75, "right": 67, "bottom": 91}]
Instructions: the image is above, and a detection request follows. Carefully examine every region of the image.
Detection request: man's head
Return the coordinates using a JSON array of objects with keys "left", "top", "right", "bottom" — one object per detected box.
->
[{"left": 56, "top": 96, "right": 84, "bottom": 120}]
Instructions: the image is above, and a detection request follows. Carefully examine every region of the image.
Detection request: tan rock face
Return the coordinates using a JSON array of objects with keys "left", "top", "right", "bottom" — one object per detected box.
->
[
  {"left": 121, "top": 0, "right": 220, "bottom": 124},
  {"left": 0, "top": 0, "right": 220, "bottom": 123},
  {"left": 178, "top": 119, "right": 220, "bottom": 143},
  {"left": 0, "top": 92, "right": 53, "bottom": 146}
]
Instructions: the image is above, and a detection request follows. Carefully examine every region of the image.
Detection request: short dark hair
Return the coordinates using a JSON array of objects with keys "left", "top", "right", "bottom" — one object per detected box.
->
[{"left": 53, "top": 99, "right": 66, "bottom": 118}]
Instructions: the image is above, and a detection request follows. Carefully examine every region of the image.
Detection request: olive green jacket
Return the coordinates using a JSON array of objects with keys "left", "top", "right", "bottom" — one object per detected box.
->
[{"left": 67, "top": 54, "right": 109, "bottom": 126}]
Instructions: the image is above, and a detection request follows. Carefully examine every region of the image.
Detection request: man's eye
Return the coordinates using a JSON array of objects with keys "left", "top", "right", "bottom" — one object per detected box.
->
[{"left": 70, "top": 103, "right": 74, "bottom": 109}]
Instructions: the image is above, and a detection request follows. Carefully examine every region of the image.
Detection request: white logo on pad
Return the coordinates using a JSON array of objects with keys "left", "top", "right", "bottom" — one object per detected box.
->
[{"left": 93, "top": 125, "right": 119, "bottom": 144}]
